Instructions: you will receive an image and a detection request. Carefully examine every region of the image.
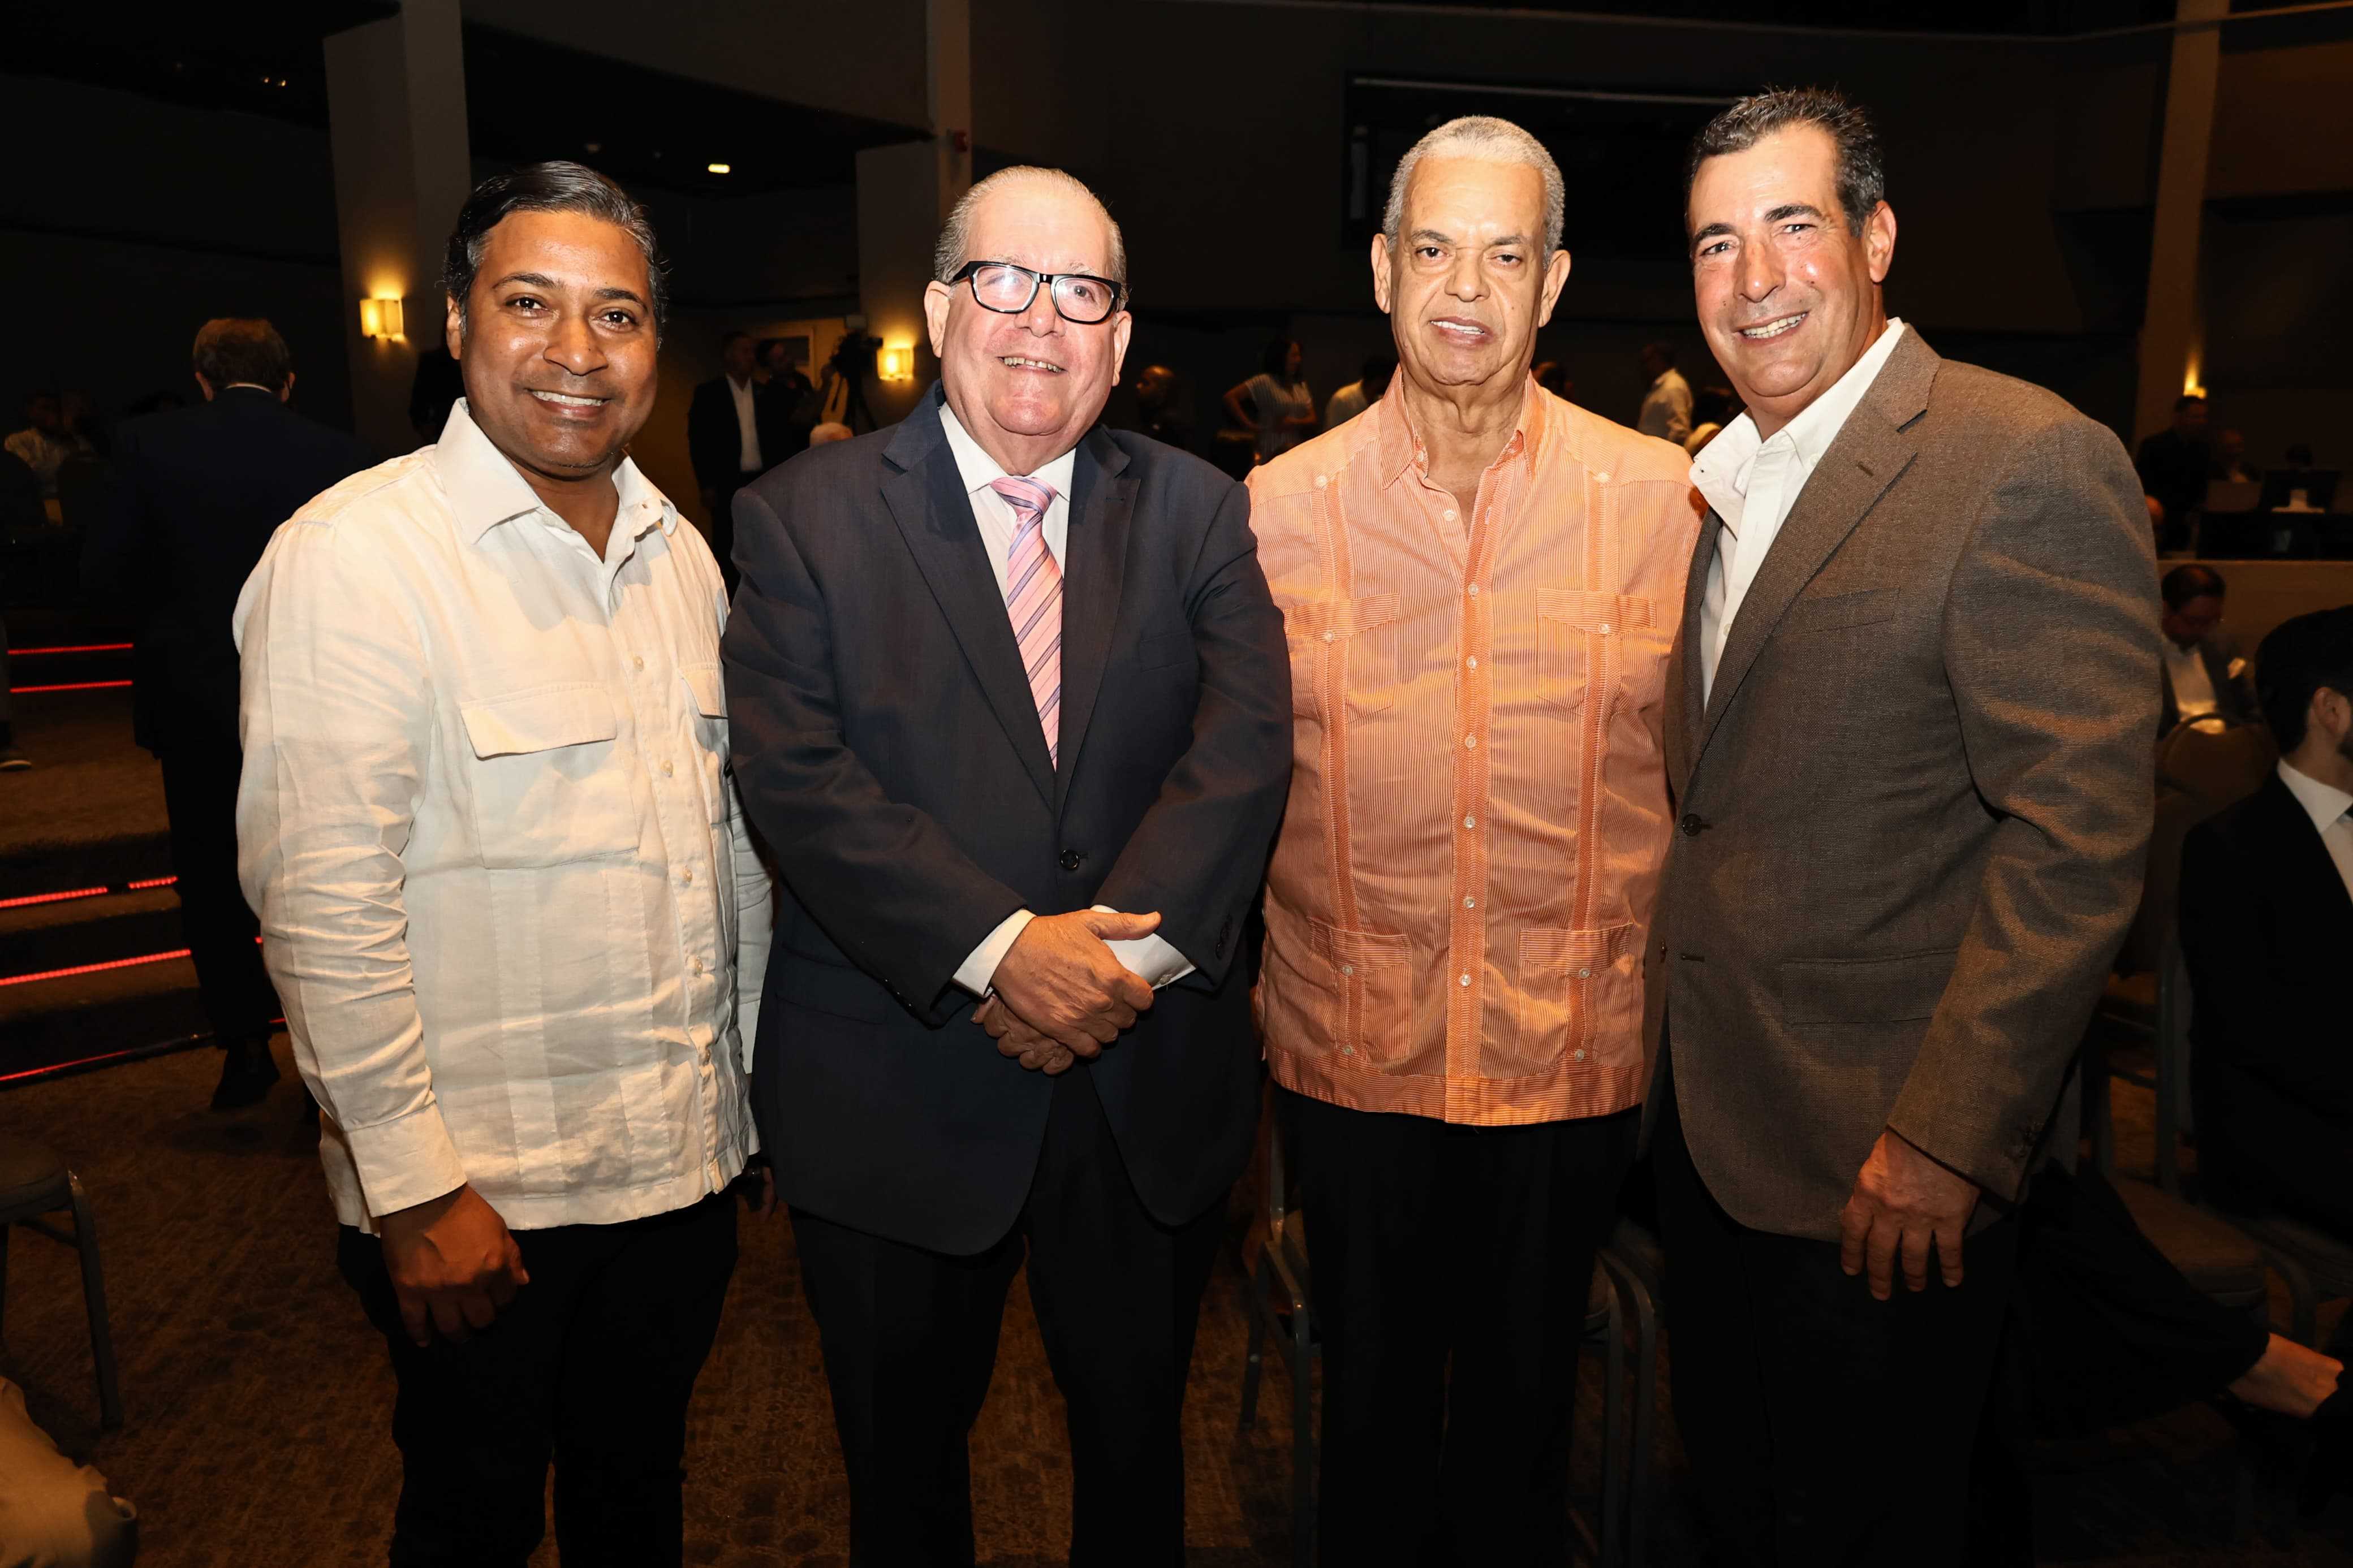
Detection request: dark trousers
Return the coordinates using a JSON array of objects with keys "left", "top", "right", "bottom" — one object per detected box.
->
[
  {"left": 338, "top": 1192, "right": 738, "bottom": 1568},
  {"left": 1276, "top": 1086, "right": 1640, "bottom": 1568},
  {"left": 790, "top": 1068, "right": 1223, "bottom": 1568},
  {"left": 156, "top": 723, "right": 279, "bottom": 1043},
  {"left": 1654, "top": 1077, "right": 2020, "bottom": 1568}
]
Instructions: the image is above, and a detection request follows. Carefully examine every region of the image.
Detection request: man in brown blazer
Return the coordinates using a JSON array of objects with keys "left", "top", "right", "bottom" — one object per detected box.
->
[{"left": 1647, "top": 89, "right": 2157, "bottom": 1564}]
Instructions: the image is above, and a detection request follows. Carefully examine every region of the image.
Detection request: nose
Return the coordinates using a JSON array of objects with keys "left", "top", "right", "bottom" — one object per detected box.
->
[
  {"left": 1445, "top": 247, "right": 1485, "bottom": 301},
  {"left": 1739, "top": 239, "right": 1783, "bottom": 305},
  {"left": 1016, "top": 281, "right": 1064, "bottom": 334},
  {"left": 544, "top": 310, "right": 608, "bottom": 378}
]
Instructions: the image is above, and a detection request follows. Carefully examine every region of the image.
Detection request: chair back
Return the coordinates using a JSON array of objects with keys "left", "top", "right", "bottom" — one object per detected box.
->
[{"left": 2157, "top": 718, "right": 2273, "bottom": 814}]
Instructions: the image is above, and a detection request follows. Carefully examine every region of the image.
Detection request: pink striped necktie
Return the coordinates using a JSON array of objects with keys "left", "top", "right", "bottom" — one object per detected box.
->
[{"left": 990, "top": 475, "right": 1063, "bottom": 765}]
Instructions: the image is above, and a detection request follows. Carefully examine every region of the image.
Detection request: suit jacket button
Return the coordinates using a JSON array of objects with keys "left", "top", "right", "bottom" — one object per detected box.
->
[
  {"left": 1059, "top": 849, "right": 1084, "bottom": 871},
  {"left": 1679, "top": 814, "right": 1708, "bottom": 837}
]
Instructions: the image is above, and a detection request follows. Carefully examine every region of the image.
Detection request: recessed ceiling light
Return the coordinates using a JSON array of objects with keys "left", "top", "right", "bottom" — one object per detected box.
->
[{"left": 707, "top": 162, "right": 731, "bottom": 175}]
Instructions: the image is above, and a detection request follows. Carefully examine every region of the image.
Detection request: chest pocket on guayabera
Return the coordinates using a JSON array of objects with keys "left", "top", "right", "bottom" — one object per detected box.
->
[
  {"left": 458, "top": 684, "right": 639, "bottom": 868},
  {"left": 1536, "top": 590, "right": 1666, "bottom": 719},
  {"left": 1283, "top": 594, "right": 1401, "bottom": 722}
]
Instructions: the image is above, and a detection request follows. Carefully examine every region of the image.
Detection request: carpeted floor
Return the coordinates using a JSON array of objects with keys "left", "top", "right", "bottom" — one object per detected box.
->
[{"left": 2, "top": 1043, "right": 2350, "bottom": 1566}]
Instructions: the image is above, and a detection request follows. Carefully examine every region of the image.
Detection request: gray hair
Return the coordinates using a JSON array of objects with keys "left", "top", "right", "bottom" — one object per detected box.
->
[
  {"left": 443, "top": 160, "right": 669, "bottom": 338},
  {"left": 933, "top": 166, "right": 1129, "bottom": 293},
  {"left": 1382, "top": 115, "right": 1566, "bottom": 256},
  {"left": 1685, "top": 88, "right": 1885, "bottom": 237}
]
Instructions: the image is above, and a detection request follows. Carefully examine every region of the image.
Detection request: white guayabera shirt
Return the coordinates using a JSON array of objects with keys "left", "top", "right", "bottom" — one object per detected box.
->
[{"left": 234, "top": 399, "right": 772, "bottom": 1234}]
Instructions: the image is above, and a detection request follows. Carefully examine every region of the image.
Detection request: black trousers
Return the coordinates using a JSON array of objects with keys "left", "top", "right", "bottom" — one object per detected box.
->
[
  {"left": 338, "top": 1192, "right": 738, "bottom": 1568},
  {"left": 155, "top": 723, "right": 279, "bottom": 1043},
  {"left": 790, "top": 1068, "right": 1223, "bottom": 1568},
  {"left": 1654, "top": 1076, "right": 2020, "bottom": 1568},
  {"left": 1276, "top": 1086, "right": 1640, "bottom": 1568}
]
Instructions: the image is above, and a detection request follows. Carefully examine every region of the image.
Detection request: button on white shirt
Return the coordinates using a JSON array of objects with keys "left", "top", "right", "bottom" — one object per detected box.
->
[
  {"left": 1691, "top": 319, "right": 1908, "bottom": 702},
  {"left": 934, "top": 403, "right": 1193, "bottom": 995},
  {"left": 729, "top": 374, "right": 762, "bottom": 473},
  {"left": 234, "top": 399, "right": 773, "bottom": 1233},
  {"left": 2163, "top": 638, "right": 2218, "bottom": 720},
  {"left": 2278, "top": 761, "right": 2353, "bottom": 904}
]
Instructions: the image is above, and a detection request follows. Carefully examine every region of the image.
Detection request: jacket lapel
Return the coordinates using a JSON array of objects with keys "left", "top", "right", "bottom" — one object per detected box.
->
[
  {"left": 2254, "top": 774, "right": 2353, "bottom": 933},
  {"left": 1051, "top": 426, "right": 1134, "bottom": 809},
  {"left": 1666, "top": 514, "right": 1718, "bottom": 793},
  {"left": 1692, "top": 330, "right": 1937, "bottom": 767},
  {"left": 878, "top": 396, "right": 1058, "bottom": 806}
]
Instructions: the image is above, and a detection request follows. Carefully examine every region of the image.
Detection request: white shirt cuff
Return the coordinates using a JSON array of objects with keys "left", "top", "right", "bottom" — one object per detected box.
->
[
  {"left": 954, "top": 909, "right": 1036, "bottom": 997},
  {"left": 342, "top": 1100, "right": 471, "bottom": 1221},
  {"left": 1091, "top": 905, "right": 1195, "bottom": 988}
]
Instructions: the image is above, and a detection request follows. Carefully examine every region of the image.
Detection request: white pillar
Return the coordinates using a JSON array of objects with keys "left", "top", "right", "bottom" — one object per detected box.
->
[
  {"left": 2135, "top": 0, "right": 2226, "bottom": 445},
  {"left": 854, "top": 0, "right": 972, "bottom": 429},
  {"left": 324, "top": 0, "right": 472, "bottom": 457}
]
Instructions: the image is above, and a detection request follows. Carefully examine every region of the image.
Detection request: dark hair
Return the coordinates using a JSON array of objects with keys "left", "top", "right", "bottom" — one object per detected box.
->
[
  {"left": 2256, "top": 607, "right": 2353, "bottom": 751},
  {"left": 1685, "top": 87, "right": 1885, "bottom": 237},
  {"left": 2161, "top": 563, "right": 2226, "bottom": 611},
  {"left": 720, "top": 329, "right": 751, "bottom": 349},
  {"left": 2174, "top": 392, "right": 2207, "bottom": 413},
  {"left": 192, "top": 318, "right": 292, "bottom": 390},
  {"left": 1261, "top": 336, "right": 1301, "bottom": 381},
  {"left": 443, "top": 161, "right": 667, "bottom": 338}
]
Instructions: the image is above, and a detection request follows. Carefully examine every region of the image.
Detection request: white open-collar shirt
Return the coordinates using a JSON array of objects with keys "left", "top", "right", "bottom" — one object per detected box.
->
[
  {"left": 1691, "top": 318, "right": 1907, "bottom": 702},
  {"left": 234, "top": 399, "right": 772, "bottom": 1233}
]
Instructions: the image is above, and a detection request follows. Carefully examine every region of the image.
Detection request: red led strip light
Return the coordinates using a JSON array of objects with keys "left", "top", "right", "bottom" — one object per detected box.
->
[
  {"left": 8, "top": 680, "right": 134, "bottom": 694},
  {"left": 0, "top": 949, "right": 192, "bottom": 988},
  {"left": 6, "top": 643, "right": 133, "bottom": 656},
  {"left": 0, "top": 875, "right": 178, "bottom": 912}
]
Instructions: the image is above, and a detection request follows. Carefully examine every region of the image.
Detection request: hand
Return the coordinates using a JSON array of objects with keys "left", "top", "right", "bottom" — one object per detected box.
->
[
  {"left": 987, "top": 909, "right": 1159, "bottom": 1052},
  {"left": 377, "top": 1183, "right": 529, "bottom": 1347},
  {"left": 975, "top": 996, "right": 1080, "bottom": 1074},
  {"left": 1838, "top": 1129, "right": 1981, "bottom": 1301}
]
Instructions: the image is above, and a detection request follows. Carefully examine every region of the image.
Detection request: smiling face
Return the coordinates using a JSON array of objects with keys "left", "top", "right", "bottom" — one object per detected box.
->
[
  {"left": 1374, "top": 155, "right": 1570, "bottom": 405},
  {"left": 445, "top": 207, "right": 659, "bottom": 487},
  {"left": 923, "top": 179, "right": 1131, "bottom": 475},
  {"left": 1687, "top": 125, "right": 1895, "bottom": 437}
]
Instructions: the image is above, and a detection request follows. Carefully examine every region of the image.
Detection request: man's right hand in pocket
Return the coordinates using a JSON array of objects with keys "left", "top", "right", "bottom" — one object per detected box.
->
[
  {"left": 378, "top": 1182, "right": 529, "bottom": 1347},
  {"left": 987, "top": 908, "right": 1160, "bottom": 1053}
]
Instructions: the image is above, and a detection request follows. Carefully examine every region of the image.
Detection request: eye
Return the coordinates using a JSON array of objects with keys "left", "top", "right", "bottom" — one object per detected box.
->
[
  {"left": 505, "top": 293, "right": 545, "bottom": 312},
  {"left": 1494, "top": 252, "right": 1521, "bottom": 266},
  {"left": 599, "top": 308, "right": 639, "bottom": 328},
  {"left": 1782, "top": 222, "right": 1815, "bottom": 236},
  {"left": 1416, "top": 245, "right": 1445, "bottom": 261}
]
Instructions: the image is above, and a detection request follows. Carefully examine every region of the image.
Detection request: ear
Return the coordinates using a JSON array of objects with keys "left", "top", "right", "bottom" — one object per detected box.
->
[
  {"left": 1535, "top": 248, "right": 1574, "bottom": 329},
  {"left": 193, "top": 373, "right": 217, "bottom": 402},
  {"left": 1370, "top": 232, "right": 1395, "bottom": 317},
  {"left": 923, "top": 282, "right": 954, "bottom": 358},
  {"left": 1864, "top": 201, "right": 1898, "bottom": 287},
  {"left": 1109, "top": 310, "right": 1134, "bottom": 388},
  {"left": 443, "top": 294, "right": 466, "bottom": 359},
  {"left": 280, "top": 372, "right": 296, "bottom": 404}
]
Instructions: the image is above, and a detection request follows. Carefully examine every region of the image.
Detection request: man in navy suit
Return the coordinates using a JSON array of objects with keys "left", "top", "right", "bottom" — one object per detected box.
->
[
  {"left": 84, "top": 318, "right": 370, "bottom": 1108},
  {"left": 723, "top": 167, "right": 1291, "bottom": 1567}
]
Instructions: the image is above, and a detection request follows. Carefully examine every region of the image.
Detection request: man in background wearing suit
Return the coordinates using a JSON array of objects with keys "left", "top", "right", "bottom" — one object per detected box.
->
[
  {"left": 83, "top": 317, "right": 371, "bottom": 1109},
  {"left": 723, "top": 166, "right": 1291, "bottom": 1567},
  {"left": 2182, "top": 607, "right": 2353, "bottom": 1246},
  {"left": 687, "top": 328, "right": 766, "bottom": 590},
  {"left": 1649, "top": 89, "right": 2156, "bottom": 1563},
  {"left": 2158, "top": 563, "right": 2260, "bottom": 735}
]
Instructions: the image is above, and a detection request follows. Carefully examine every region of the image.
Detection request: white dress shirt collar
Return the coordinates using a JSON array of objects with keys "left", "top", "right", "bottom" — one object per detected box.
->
[
  {"left": 1691, "top": 318, "right": 1907, "bottom": 538},
  {"left": 434, "top": 397, "right": 676, "bottom": 547},
  {"left": 2278, "top": 759, "right": 2353, "bottom": 839},
  {"left": 937, "top": 399, "right": 1079, "bottom": 503}
]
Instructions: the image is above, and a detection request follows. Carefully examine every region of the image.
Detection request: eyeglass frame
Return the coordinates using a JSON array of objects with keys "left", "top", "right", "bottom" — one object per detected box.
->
[{"left": 945, "top": 260, "right": 1127, "bottom": 325}]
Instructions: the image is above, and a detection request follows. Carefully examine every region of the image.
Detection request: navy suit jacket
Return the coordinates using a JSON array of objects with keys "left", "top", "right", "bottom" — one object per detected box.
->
[
  {"left": 82, "top": 387, "right": 371, "bottom": 749},
  {"left": 722, "top": 387, "right": 1291, "bottom": 1254}
]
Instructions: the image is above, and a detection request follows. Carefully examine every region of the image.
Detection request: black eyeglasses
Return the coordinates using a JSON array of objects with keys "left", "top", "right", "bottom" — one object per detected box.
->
[{"left": 948, "top": 261, "right": 1126, "bottom": 325}]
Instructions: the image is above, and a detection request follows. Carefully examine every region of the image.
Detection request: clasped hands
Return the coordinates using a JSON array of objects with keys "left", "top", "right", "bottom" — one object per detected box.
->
[
  {"left": 1838, "top": 1127, "right": 1982, "bottom": 1301},
  {"left": 973, "top": 908, "right": 1160, "bottom": 1074}
]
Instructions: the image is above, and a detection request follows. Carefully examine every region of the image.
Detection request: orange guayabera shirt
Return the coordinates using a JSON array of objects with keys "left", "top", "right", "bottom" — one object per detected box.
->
[{"left": 1248, "top": 375, "right": 1704, "bottom": 1125}]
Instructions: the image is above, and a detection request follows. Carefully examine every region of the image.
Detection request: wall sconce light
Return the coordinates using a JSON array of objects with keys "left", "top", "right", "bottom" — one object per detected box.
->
[
  {"left": 360, "top": 297, "right": 406, "bottom": 339},
  {"left": 879, "top": 345, "right": 915, "bottom": 383}
]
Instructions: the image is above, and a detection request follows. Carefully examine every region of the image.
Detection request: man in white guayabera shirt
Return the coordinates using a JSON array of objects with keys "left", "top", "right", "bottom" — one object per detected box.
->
[{"left": 234, "top": 162, "right": 772, "bottom": 1567}]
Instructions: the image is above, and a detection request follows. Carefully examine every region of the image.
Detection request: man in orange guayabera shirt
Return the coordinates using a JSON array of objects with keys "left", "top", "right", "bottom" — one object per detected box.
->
[{"left": 1249, "top": 115, "right": 1704, "bottom": 1566}]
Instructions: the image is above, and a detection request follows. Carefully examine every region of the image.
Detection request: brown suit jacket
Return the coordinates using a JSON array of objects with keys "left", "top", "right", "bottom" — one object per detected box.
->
[{"left": 1644, "top": 330, "right": 2158, "bottom": 1243}]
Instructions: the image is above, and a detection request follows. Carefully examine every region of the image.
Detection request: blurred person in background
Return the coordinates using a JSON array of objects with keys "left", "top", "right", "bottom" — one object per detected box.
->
[
  {"left": 1321, "top": 353, "right": 1395, "bottom": 430},
  {"left": 84, "top": 317, "right": 371, "bottom": 1109},
  {"left": 6, "top": 392, "right": 88, "bottom": 496},
  {"left": 1226, "top": 336, "right": 1316, "bottom": 464},
  {"left": 2156, "top": 564, "right": 2257, "bottom": 735},
  {"left": 2136, "top": 394, "right": 2210, "bottom": 553},
  {"left": 756, "top": 335, "right": 818, "bottom": 462},
  {"left": 1635, "top": 339, "right": 1693, "bottom": 444},
  {"left": 688, "top": 327, "right": 766, "bottom": 590}
]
